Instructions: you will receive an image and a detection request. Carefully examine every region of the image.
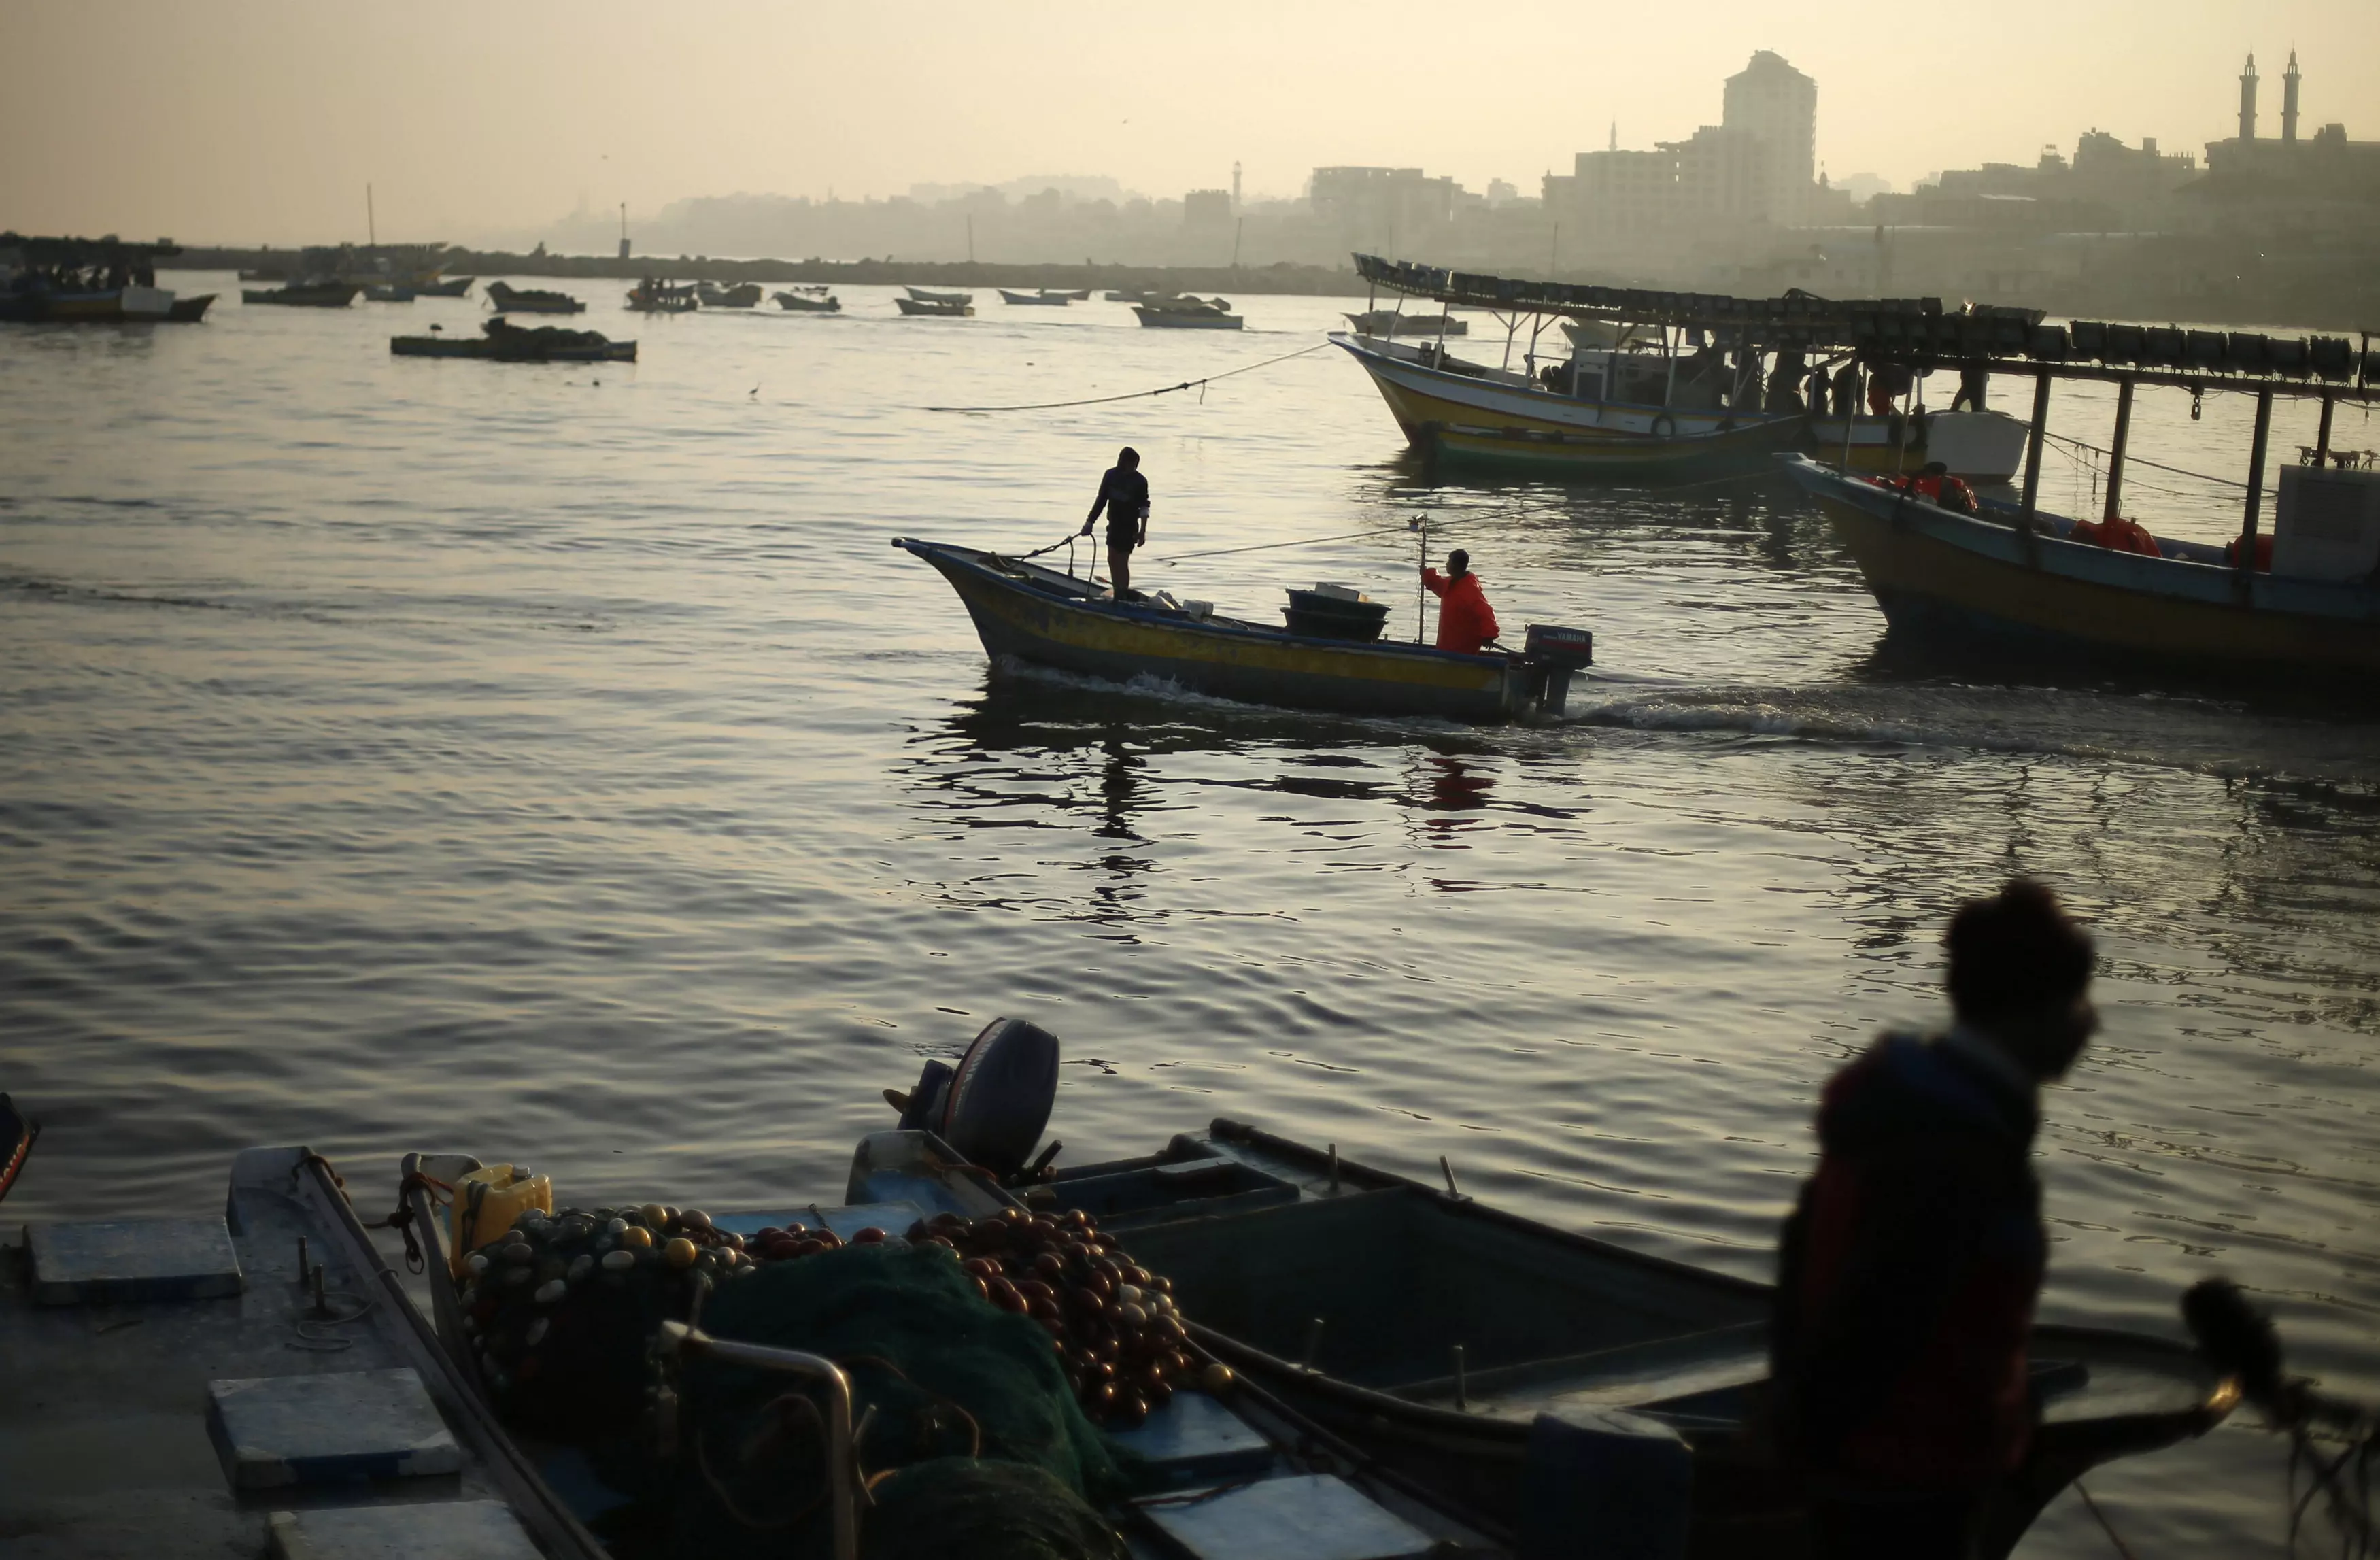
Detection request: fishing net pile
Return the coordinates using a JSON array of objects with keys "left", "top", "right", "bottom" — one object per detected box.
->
[{"left": 454, "top": 1202, "right": 1193, "bottom": 1560}]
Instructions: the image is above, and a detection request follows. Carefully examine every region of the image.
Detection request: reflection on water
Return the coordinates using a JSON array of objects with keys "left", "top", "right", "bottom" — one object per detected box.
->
[{"left": 3, "top": 281, "right": 2376, "bottom": 1557}]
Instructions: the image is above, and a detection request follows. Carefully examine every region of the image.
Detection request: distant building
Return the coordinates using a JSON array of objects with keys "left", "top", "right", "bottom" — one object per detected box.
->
[
  {"left": 1310, "top": 166, "right": 1460, "bottom": 248},
  {"left": 1183, "top": 189, "right": 1232, "bottom": 229},
  {"left": 2203, "top": 52, "right": 2380, "bottom": 200},
  {"left": 1542, "top": 50, "right": 1820, "bottom": 253},
  {"left": 1722, "top": 50, "right": 1818, "bottom": 222}
]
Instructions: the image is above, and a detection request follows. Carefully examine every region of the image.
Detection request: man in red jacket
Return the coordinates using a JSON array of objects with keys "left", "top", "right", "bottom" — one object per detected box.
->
[
  {"left": 1421, "top": 549, "right": 1500, "bottom": 654},
  {"left": 1772, "top": 879, "right": 2098, "bottom": 1559}
]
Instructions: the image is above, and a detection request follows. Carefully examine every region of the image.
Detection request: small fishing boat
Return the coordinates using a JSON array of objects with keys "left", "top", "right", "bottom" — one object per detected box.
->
[
  {"left": 0, "top": 281, "right": 211, "bottom": 324},
  {"left": 1807, "top": 409, "right": 2033, "bottom": 484},
  {"left": 236, "top": 267, "right": 286, "bottom": 282},
  {"left": 1135, "top": 296, "right": 1243, "bottom": 330},
  {"left": 363, "top": 283, "right": 415, "bottom": 303},
  {"left": 483, "top": 279, "right": 584, "bottom": 315},
  {"left": 625, "top": 278, "right": 698, "bottom": 313},
  {"left": 772, "top": 290, "right": 843, "bottom": 312},
  {"left": 895, "top": 294, "right": 972, "bottom": 317},
  {"left": 1000, "top": 288, "right": 1071, "bottom": 306},
  {"left": 905, "top": 286, "right": 969, "bottom": 305},
  {"left": 167, "top": 293, "right": 217, "bottom": 322},
  {"left": 419, "top": 275, "right": 475, "bottom": 298},
  {"left": 1005, "top": 1114, "right": 2242, "bottom": 1559},
  {"left": 696, "top": 280, "right": 763, "bottom": 309},
  {"left": 897, "top": 537, "right": 1594, "bottom": 722},
  {"left": 1782, "top": 455, "right": 2380, "bottom": 677},
  {"left": 390, "top": 317, "right": 636, "bottom": 362},
  {"left": 1104, "top": 288, "right": 1152, "bottom": 303},
  {"left": 241, "top": 279, "right": 360, "bottom": 307},
  {"left": 1347, "top": 309, "right": 1467, "bottom": 337}
]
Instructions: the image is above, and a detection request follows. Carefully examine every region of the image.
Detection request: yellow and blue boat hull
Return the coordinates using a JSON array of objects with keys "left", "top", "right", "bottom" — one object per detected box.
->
[
  {"left": 1783, "top": 457, "right": 2380, "bottom": 676},
  {"left": 898, "top": 538, "right": 1548, "bottom": 722}
]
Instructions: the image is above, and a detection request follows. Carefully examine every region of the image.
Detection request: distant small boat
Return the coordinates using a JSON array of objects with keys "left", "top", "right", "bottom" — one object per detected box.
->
[
  {"left": 895, "top": 295, "right": 973, "bottom": 317},
  {"left": 418, "top": 275, "right": 475, "bottom": 298},
  {"left": 237, "top": 267, "right": 288, "bottom": 283},
  {"left": 905, "top": 286, "right": 970, "bottom": 305},
  {"left": 626, "top": 279, "right": 698, "bottom": 313},
  {"left": 242, "top": 280, "right": 360, "bottom": 307},
  {"left": 483, "top": 279, "right": 584, "bottom": 315},
  {"left": 1104, "top": 288, "right": 1151, "bottom": 303},
  {"left": 696, "top": 281, "right": 763, "bottom": 309},
  {"left": 785, "top": 283, "right": 833, "bottom": 297},
  {"left": 1348, "top": 310, "right": 1466, "bottom": 337},
  {"left": 772, "top": 290, "right": 843, "bottom": 313},
  {"left": 1135, "top": 296, "right": 1242, "bottom": 330},
  {"left": 1000, "top": 288, "right": 1071, "bottom": 307},
  {"left": 391, "top": 317, "right": 636, "bottom": 362},
  {"left": 363, "top": 283, "right": 415, "bottom": 303}
]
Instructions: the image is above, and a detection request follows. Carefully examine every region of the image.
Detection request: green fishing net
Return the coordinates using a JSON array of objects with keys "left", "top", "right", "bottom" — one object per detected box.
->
[{"left": 666, "top": 1244, "right": 1126, "bottom": 1560}]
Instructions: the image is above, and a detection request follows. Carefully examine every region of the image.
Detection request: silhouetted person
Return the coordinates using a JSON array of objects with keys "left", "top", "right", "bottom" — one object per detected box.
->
[
  {"left": 1080, "top": 446, "right": 1149, "bottom": 599},
  {"left": 1951, "top": 362, "right": 1990, "bottom": 413},
  {"left": 1420, "top": 547, "right": 1499, "bottom": 654},
  {"left": 1772, "top": 879, "right": 2098, "bottom": 1560},
  {"left": 1831, "top": 360, "right": 1860, "bottom": 419}
]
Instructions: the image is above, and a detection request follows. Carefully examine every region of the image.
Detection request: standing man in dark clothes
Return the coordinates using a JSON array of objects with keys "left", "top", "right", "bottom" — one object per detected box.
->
[
  {"left": 1771, "top": 879, "right": 2098, "bottom": 1559},
  {"left": 1079, "top": 446, "right": 1150, "bottom": 599}
]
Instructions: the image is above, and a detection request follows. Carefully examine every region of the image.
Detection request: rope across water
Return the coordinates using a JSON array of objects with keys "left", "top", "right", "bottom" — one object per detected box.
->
[{"left": 925, "top": 339, "right": 1331, "bottom": 414}]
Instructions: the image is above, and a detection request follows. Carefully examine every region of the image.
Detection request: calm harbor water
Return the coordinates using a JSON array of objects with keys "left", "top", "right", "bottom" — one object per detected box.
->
[{"left": 3, "top": 276, "right": 2375, "bottom": 1554}]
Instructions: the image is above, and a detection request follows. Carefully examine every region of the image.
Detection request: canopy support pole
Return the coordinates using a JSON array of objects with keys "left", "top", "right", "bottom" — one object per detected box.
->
[
  {"left": 2103, "top": 377, "right": 2136, "bottom": 521},
  {"left": 2315, "top": 393, "right": 2335, "bottom": 463},
  {"left": 2017, "top": 369, "right": 2052, "bottom": 537},
  {"left": 2240, "top": 386, "right": 2275, "bottom": 586}
]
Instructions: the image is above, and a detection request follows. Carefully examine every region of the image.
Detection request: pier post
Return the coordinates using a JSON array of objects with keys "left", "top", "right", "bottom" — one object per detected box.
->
[
  {"left": 2017, "top": 370, "right": 2052, "bottom": 537},
  {"left": 2103, "top": 377, "right": 2136, "bottom": 521},
  {"left": 2315, "top": 394, "right": 2335, "bottom": 464},
  {"left": 2240, "top": 387, "right": 2275, "bottom": 583}
]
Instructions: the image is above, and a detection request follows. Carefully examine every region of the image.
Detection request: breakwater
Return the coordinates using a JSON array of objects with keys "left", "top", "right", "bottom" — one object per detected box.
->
[{"left": 177, "top": 245, "right": 1363, "bottom": 297}]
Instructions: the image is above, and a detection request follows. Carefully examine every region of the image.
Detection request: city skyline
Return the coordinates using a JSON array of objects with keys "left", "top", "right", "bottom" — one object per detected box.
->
[{"left": 4, "top": 0, "right": 2377, "bottom": 247}]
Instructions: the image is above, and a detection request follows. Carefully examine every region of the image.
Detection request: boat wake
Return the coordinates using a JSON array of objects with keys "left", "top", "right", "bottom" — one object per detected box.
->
[{"left": 1567, "top": 682, "right": 2380, "bottom": 791}]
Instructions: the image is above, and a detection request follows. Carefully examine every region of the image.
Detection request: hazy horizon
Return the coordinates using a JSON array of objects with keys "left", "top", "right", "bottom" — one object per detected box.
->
[{"left": 5, "top": 0, "right": 2378, "bottom": 248}]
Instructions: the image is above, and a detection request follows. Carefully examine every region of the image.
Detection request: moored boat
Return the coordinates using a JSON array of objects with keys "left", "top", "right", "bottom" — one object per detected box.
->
[
  {"left": 895, "top": 294, "right": 972, "bottom": 317},
  {"left": 1000, "top": 288, "right": 1071, "bottom": 306},
  {"left": 1808, "top": 408, "right": 2033, "bottom": 484},
  {"left": 390, "top": 317, "right": 636, "bottom": 362},
  {"left": 1782, "top": 454, "right": 2380, "bottom": 678},
  {"left": 772, "top": 290, "right": 843, "bottom": 312},
  {"left": 896, "top": 536, "right": 1594, "bottom": 722},
  {"left": 483, "top": 279, "right": 584, "bottom": 315},
  {"left": 1, "top": 236, "right": 212, "bottom": 323},
  {"left": 696, "top": 279, "right": 763, "bottom": 308},
  {"left": 1347, "top": 309, "right": 1467, "bottom": 337},
  {"left": 625, "top": 277, "right": 698, "bottom": 313},
  {"left": 1134, "top": 296, "right": 1243, "bottom": 330},
  {"left": 905, "top": 285, "right": 969, "bottom": 305},
  {"left": 363, "top": 282, "right": 415, "bottom": 302},
  {"left": 242, "top": 279, "right": 360, "bottom": 307},
  {"left": 419, "top": 274, "right": 475, "bottom": 298},
  {"left": 1004, "top": 1113, "right": 2243, "bottom": 1559}
]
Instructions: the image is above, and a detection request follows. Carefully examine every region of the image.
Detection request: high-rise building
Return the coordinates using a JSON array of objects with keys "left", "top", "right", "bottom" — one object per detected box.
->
[{"left": 1722, "top": 50, "right": 1818, "bottom": 221}]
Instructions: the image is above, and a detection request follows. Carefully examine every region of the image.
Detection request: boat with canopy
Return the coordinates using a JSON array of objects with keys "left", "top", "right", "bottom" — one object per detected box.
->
[
  {"left": 1780, "top": 320, "right": 2380, "bottom": 678},
  {"left": 1340, "top": 252, "right": 2036, "bottom": 481},
  {"left": 1, "top": 235, "right": 215, "bottom": 322}
]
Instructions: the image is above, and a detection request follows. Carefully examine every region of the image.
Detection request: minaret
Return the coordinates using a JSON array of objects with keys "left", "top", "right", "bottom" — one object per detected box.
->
[
  {"left": 1232, "top": 161, "right": 1242, "bottom": 211},
  {"left": 2239, "top": 52, "right": 2258, "bottom": 141},
  {"left": 1608, "top": 120, "right": 1618, "bottom": 152},
  {"left": 2282, "top": 50, "right": 2301, "bottom": 142}
]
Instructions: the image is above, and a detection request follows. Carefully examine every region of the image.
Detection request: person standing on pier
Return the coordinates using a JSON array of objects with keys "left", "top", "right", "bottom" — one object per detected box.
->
[
  {"left": 1771, "top": 879, "right": 2098, "bottom": 1559},
  {"left": 1080, "top": 447, "right": 1150, "bottom": 600},
  {"left": 1421, "top": 549, "right": 1500, "bottom": 654}
]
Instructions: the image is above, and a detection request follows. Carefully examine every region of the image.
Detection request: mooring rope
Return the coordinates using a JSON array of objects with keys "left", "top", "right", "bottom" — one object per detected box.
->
[
  {"left": 1155, "top": 523, "right": 1413, "bottom": 565},
  {"left": 925, "top": 339, "right": 1331, "bottom": 413}
]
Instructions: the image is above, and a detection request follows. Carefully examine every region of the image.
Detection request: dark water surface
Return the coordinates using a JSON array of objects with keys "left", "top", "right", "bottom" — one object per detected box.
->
[{"left": 4, "top": 277, "right": 2376, "bottom": 1553}]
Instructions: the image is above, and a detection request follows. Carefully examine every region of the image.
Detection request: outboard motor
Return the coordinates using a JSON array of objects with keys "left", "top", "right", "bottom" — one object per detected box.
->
[
  {"left": 1522, "top": 624, "right": 1595, "bottom": 716},
  {"left": 889, "top": 1017, "right": 1060, "bottom": 1181}
]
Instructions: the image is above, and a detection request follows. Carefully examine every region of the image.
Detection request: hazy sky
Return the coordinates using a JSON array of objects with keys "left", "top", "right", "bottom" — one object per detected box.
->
[{"left": 5, "top": 1, "right": 2377, "bottom": 246}]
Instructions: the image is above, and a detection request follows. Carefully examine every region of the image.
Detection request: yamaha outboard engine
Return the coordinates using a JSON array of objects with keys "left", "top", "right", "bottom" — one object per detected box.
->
[{"left": 890, "top": 1017, "right": 1060, "bottom": 1180}]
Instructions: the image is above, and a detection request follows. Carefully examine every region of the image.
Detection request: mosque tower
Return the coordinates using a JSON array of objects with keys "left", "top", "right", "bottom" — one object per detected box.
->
[
  {"left": 2283, "top": 50, "right": 2301, "bottom": 143},
  {"left": 2239, "top": 52, "right": 2258, "bottom": 141}
]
